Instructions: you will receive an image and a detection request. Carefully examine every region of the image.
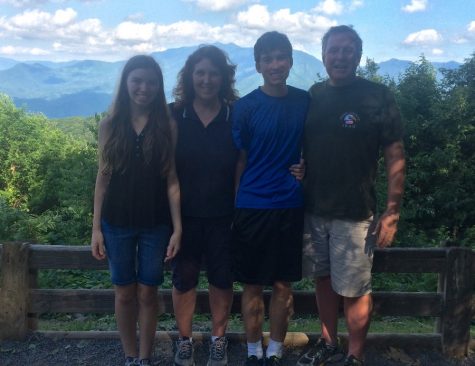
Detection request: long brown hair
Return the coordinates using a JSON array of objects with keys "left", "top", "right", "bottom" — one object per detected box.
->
[
  {"left": 102, "top": 55, "right": 172, "bottom": 176},
  {"left": 173, "top": 45, "right": 238, "bottom": 108}
]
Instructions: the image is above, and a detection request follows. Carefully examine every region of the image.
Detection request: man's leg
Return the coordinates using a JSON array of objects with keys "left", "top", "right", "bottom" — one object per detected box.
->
[
  {"left": 137, "top": 283, "right": 158, "bottom": 360},
  {"left": 172, "top": 287, "right": 196, "bottom": 338},
  {"left": 315, "top": 276, "right": 340, "bottom": 345},
  {"left": 344, "top": 293, "right": 373, "bottom": 359},
  {"left": 209, "top": 285, "right": 233, "bottom": 337}
]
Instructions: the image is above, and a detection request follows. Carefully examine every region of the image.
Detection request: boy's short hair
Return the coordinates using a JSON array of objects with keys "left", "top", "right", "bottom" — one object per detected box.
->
[{"left": 253, "top": 31, "right": 293, "bottom": 63}]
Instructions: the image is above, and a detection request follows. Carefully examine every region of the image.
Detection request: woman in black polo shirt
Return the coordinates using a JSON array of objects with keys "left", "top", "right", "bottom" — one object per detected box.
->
[{"left": 169, "top": 45, "right": 239, "bottom": 366}]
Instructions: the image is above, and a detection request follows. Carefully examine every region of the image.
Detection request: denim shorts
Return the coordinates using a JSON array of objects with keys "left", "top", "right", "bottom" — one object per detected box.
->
[
  {"left": 101, "top": 219, "right": 171, "bottom": 286},
  {"left": 302, "top": 213, "right": 376, "bottom": 297}
]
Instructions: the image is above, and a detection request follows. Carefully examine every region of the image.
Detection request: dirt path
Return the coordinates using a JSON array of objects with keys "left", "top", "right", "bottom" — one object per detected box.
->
[{"left": 1, "top": 333, "right": 474, "bottom": 365}]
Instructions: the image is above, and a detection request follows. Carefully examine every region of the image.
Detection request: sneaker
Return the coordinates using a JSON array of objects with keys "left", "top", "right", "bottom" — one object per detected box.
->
[
  {"left": 265, "top": 355, "right": 282, "bottom": 365},
  {"left": 125, "top": 356, "right": 139, "bottom": 366},
  {"left": 138, "top": 359, "right": 152, "bottom": 366},
  {"left": 207, "top": 336, "right": 228, "bottom": 365},
  {"left": 245, "top": 355, "right": 264, "bottom": 366},
  {"left": 343, "top": 355, "right": 364, "bottom": 365},
  {"left": 296, "top": 338, "right": 344, "bottom": 366},
  {"left": 174, "top": 338, "right": 195, "bottom": 366}
]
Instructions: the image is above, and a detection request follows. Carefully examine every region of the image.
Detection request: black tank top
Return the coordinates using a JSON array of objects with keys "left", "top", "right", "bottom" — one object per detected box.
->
[{"left": 101, "top": 122, "right": 170, "bottom": 228}]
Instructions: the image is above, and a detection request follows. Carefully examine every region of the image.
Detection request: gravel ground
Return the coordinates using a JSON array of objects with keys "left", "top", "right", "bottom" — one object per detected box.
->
[{"left": 1, "top": 333, "right": 475, "bottom": 366}]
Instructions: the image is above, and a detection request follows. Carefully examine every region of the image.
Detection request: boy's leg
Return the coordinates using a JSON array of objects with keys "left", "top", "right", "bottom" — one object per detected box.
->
[
  {"left": 269, "top": 281, "right": 293, "bottom": 342},
  {"left": 242, "top": 284, "right": 265, "bottom": 342}
]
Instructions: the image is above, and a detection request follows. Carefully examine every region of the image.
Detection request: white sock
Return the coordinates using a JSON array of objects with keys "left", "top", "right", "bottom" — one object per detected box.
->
[
  {"left": 211, "top": 335, "right": 219, "bottom": 342},
  {"left": 247, "top": 340, "right": 264, "bottom": 359},
  {"left": 266, "top": 338, "right": 283, "bottom": 358}
]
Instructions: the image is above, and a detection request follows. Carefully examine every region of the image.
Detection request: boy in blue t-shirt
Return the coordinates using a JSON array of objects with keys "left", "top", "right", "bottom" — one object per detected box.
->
[{"left": 232, "top": 31, "right": 310, "bottom": 366}]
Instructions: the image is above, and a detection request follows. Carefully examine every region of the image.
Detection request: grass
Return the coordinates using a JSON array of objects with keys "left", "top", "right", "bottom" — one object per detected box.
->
[{"left": 38, "top": 313, "right": 447, "bottom": 335}]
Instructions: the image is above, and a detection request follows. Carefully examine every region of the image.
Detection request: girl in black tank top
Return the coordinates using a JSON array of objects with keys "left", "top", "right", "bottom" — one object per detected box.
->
[{"left": 91, "top": 55, "right": 182, "bottom": 366}]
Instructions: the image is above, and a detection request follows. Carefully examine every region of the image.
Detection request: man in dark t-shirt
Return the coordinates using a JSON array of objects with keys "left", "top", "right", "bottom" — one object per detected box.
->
[{"left": 297, "top": 25, "right": 405, "bottom": 366}]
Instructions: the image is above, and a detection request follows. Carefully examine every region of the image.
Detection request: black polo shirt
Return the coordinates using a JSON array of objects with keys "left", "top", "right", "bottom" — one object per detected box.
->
[{"left": 171, "top": 102, "right": 238, "bottom": 218}]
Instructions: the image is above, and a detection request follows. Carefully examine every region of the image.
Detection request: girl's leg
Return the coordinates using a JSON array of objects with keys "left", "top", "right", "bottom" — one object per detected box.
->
[
  {"left": 137, "top": 283, "right": 159, "bottom": 360},
  {"left": 115, "top": 283, "right": 138, "bottom": 358}
]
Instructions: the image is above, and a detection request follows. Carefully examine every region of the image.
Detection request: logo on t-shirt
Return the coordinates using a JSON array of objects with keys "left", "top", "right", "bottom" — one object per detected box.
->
[{"left": 340, "top": 112, "right": 360, "bottom": 129}]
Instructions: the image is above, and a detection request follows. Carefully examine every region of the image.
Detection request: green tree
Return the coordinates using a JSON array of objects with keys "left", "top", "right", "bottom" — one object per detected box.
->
[
  {"left": 395, "top": 55, "right": 475, "bottom": 247},
  {"left": 0, "top": 94, "right": 97, "bottom": 244}
]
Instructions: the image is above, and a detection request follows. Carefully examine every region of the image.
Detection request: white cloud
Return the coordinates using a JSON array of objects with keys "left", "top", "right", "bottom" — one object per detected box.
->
[
  {"left": 402, "top": 0, "right": 427, "bottom": 13},
  {"left": 237, "top": 4, "right": 270, "bottom": 28},
  {"left": 0, "top": 0, "right": 99, "bottom": 6},
  {"left": 350, "top": 0, "right": 364, "bottom": 11},
  {"left": 313, "top": 0, "right": 344, "bottom": 15},
  {"left": 52, "top": 8, "right": 77, "bottom": 26},
  {"left": 432, "top": 48, "right": 443, "bottom": 55},
  {"left": 468, "top": 21, "right": 475, "bottom": 32},
  {"left": 453, "top": 37, "right": 468, "bottom": 44},
  {"left": 0, "top": 4, "right": 336, "bottom": 60},
  {"left": 0, "top": 45, "right": 49, "bottom": 55},
  {"left": 184, "top": 0, "right": 250, "bottom": 12},
  {"left": 403, "top": 29, "right": 441, "bottom": 45},
  {"left": 115, "top": 21, "right": 156, "bottom": 42},
  {"left": 0, "top": 0, "right": 48, "bottom": 6}
]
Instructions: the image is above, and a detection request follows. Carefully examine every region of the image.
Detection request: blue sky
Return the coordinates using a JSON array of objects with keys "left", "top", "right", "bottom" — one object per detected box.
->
[{"left": 0, "top": 0, "right": 473, "bottom": 63}]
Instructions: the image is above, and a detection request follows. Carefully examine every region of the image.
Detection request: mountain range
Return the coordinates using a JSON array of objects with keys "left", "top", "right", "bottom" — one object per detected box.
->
[{"left": 0, "top": 43, "right": 460, "bottom": 119}]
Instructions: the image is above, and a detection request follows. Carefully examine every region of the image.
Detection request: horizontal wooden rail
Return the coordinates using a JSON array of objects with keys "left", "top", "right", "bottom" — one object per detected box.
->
[
  {"left": 15, "top": 244, "right": 451, "bottom": 272},
  {"left": 29, "top": 289, "right": 443, "bottom": 317}
]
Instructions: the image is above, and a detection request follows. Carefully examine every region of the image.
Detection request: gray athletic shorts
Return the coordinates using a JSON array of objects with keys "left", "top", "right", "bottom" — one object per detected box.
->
[{"left": 302, "top": 213, "right": 376, "bottom": 297}]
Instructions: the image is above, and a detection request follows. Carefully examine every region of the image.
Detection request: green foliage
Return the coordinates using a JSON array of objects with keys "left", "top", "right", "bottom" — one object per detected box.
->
[
  {"left": 39, "top": 269, "right": 112, "bottom": 289},
  {"left": 0, "top": 93, "right": 98, "bottom": 243},
  {"left": 391, "top": 54, "right": 475, "bottom": 247}
]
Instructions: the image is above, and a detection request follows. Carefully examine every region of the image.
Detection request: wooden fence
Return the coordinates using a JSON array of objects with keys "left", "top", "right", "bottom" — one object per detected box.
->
[{"left": 0, "top": 242, "right": 473, "bottom": 357}]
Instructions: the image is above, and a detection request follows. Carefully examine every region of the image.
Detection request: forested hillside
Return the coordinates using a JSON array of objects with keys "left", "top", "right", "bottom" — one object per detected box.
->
[{"left": 0, "top": 54, "right": 474, "bottom": 249}]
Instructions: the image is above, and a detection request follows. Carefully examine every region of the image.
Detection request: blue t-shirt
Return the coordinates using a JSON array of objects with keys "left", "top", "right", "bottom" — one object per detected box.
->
[{"left": 232, "top": 86, "right": 310, "bottom": 209}]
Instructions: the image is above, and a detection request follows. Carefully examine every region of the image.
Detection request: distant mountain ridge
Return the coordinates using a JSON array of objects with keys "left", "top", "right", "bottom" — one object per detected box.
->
[{"left": 0, "top": 43, "right": 460, "bottom": 118}]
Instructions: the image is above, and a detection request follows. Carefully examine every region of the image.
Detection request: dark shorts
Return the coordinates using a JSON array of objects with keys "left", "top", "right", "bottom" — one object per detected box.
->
[
  {"left": 232, "top": 207, "right": 304, "bottom": 286},
  {"left": 172, "top": 215, "right": 233, "bottom": 292},
  {"left": 101, "top": 219, "right": 170, "bottom": 286}
]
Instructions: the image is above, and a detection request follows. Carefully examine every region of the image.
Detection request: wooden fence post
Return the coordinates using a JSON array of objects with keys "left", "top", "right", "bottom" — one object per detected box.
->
[
  {"left": 0, "top": 242, "right": 30, "bottom": 340},
  {"left": 440, "top": 247, "right": 473, "bottom": 357}
]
